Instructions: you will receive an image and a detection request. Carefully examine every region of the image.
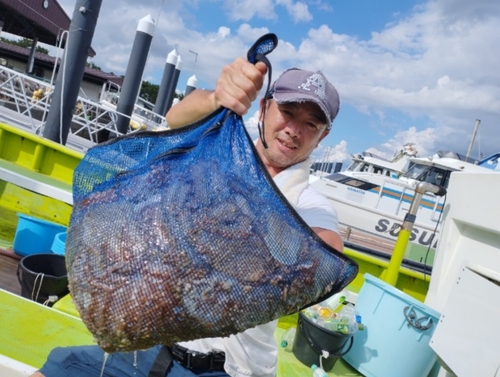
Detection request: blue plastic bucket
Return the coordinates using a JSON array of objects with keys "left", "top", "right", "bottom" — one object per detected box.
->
[
  {"left": 13, "top": 214, "right": 67, "bottom": 256},
  {"left": 343, "top": 274, "right": 440, "bottom": 377},
  {"left": 50, "top": 232, "right": 67, "bottom": 255}
]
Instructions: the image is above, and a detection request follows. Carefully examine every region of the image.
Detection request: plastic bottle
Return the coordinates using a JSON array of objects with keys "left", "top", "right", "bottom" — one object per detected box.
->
[
  {"left": 280, "top": 327, "right": 296, "bottom": 352},
  {"left": 338, "top": 303, "right": 358, "bottom": 334},
  {"left": 311, "top": 364, "right": 328, "bottom": 377},
  {"left": 339, "top": 302, "right": 355, "bottom": 319},
  {"left": 323, "top": 316, "right": 350, "bottom": 334}
]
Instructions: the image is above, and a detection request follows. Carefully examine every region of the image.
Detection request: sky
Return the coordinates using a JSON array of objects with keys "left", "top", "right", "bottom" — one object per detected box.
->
[{"left": 31, "top": 0, "right": 500, "bottom": 165}]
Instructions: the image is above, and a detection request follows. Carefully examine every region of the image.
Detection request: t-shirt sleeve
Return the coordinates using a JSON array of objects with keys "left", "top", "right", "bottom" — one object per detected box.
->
[{"left": 296, "top": 185, "right": 340, "bottom": 234}]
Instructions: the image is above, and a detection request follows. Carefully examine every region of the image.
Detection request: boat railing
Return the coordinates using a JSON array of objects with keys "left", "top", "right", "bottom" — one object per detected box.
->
[
  {"left": 375, "top": 178, "right": 410, "bottom": 214},
  {"left": 0, "top": 65, "right": 52, "bottom": 132},
  {"left": 65, "top": 96, "right": 122, "bottom": 143},
  {"left": 100, "top": 89, "right": 168, "bottom": 132},
  {"left": 0, "top": 66, "right": 168, "bottom": 152},
  {"left": 376, "top": 177, "right": 443, "bottom": 223},
  {"left": 429, "top": 195, "right": 444, "bottom": 223}
]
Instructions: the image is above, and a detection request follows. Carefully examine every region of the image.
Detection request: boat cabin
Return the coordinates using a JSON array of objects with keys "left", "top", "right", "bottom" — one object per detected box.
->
[{"left": 399, "top": 150, "right": 491, "bottom": 189}]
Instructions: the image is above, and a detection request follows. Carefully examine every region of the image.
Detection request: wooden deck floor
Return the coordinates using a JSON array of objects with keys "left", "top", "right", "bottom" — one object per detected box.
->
[
  {"left": 339, "top": 227, "right": 394, "bottom": 255},
  {"left": 0, "top": 249, "right": 22, "bottom": 295}
]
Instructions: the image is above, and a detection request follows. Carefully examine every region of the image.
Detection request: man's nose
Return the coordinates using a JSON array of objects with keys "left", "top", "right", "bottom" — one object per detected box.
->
[{"left": 284, "top": 120, "right": 301, "bottom": 137}]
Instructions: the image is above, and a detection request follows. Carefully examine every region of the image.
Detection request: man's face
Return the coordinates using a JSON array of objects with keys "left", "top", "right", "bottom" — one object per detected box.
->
[{"left": 256, "top": 99, "right": 330, "bottom": 176}]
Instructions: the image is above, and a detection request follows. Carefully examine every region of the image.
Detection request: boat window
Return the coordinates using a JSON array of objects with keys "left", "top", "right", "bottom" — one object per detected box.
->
[
  {"left": 324, "top": 173, "right": 379, "bottom": 191},
  {"left": 346, "top": 161, "right": 362, "bottom": 172},
  {"left": 442, "top": 172, "right": 451, "bottom": 188},
  {"left": 417, "top": 167, "right": 449, "bottom": 187},
  {"left": 402, "top": 163, "right": 429, "bottom": 180},
  {"left": 402, "top": 164, "right": 452, "bottom": 188}
]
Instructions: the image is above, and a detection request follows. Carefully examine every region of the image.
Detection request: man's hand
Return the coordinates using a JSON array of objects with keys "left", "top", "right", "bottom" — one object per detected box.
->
[
  {"left": 213, "top": 58, "right": 268, "bottom": 116},
  {"left": 166, "top": 58, "right": 267, "bottom": 129}
]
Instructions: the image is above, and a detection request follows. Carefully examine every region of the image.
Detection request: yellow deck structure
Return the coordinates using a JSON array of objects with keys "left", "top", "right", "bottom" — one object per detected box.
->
[{"left": 0, "top": 120, "right": 431, "bottom": 375}]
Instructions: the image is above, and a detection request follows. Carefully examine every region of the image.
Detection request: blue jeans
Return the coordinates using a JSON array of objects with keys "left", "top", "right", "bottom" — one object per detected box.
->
[{"left": 39, "top": 345, "right": 230, "bottom": 377}]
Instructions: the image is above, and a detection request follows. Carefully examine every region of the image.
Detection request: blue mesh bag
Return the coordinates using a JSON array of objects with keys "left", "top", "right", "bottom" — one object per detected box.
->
[{"left": 66, "top": 34, "right": 358, "bottom": 353}]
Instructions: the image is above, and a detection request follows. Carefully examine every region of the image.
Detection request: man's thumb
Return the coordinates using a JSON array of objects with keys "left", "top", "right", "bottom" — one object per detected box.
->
[{"left": 255, "top": 61, "right": 268, "bottom": 76}]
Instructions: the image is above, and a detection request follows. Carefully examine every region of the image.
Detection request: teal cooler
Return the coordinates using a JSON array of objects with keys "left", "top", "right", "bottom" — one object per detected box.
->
[{"left": 343, "top": 274, "right": 440, "bottom": 377}]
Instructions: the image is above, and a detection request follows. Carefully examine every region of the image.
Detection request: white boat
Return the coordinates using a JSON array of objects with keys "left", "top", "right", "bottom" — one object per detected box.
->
[
  {"left": 311, "top": 143, "right": 417, "bottom": 179},
  {"left": 478, "top": 152, "right": 500, "bottom": 171},
  {"left": 342, "top": 143, "right": 417, "bottom": 179},
  {"left": 310, "top": 149, "right": 499, "bottom": 262}
]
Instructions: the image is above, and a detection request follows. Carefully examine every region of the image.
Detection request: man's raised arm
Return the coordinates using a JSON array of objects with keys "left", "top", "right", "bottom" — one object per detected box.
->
[{"left": 166, "top": 58, "right": 267, "bottom": 129}]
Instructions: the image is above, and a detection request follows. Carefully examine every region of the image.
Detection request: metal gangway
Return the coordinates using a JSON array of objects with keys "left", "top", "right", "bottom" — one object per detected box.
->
[{"left": 0, "top": 65, "right": 168, "bottom": 153}]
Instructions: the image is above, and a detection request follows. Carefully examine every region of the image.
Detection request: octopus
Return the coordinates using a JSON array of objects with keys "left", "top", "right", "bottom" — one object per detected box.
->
[{"left": 66, "top": 113, "right": 359, "bottom": 353}]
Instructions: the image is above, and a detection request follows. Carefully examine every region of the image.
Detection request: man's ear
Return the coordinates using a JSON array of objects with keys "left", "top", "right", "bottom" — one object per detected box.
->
[{"left": 317, "top": 128, "right": 330, "bottom": 146}]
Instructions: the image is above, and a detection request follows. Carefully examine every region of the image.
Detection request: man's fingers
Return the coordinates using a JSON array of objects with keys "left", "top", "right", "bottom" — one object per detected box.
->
[
  {"left": 214, "top": 58, "right": 266, "bottom": 115},
  {"left": 214, "top": 83, "right": 251, "bottom": 116}
]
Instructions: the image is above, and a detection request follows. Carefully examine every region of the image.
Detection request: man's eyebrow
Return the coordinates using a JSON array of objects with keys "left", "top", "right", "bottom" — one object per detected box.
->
[{"left": 278, "top": 102, "right": 326, "bottom": 124}]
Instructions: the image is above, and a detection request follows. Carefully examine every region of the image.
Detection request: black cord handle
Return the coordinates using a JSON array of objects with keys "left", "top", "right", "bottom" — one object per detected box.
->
[{"left": 246, "top": 33, "right": 278, "bottom": 149}]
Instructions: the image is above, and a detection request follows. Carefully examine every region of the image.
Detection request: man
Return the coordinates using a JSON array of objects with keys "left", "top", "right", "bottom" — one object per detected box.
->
[
  {"left": 31, "top": 58, "right": 343, "bottom": 377},
  {"left": 166, "top": 58, "right": 342, "bottom": 251}
]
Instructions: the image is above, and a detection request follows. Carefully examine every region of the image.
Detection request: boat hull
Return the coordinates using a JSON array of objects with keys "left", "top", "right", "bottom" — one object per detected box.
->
[{"left": 310, "top": 174, "right": 441, "bottom": 263}]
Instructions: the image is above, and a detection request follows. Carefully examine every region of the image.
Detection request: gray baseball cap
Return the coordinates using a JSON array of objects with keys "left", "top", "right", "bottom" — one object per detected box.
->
[{"left": 268, "top": 68, "right": 340, "bottom": 128}]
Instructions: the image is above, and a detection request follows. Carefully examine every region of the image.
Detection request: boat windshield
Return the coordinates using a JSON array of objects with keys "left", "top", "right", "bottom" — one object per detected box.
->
[
  {"left": 403, "top": 163, "right": 428, "bottom": 179},
  {"left": 402, "top": 163, "right": 451, "bottom": 188},
  {"left": 345, "top": 161, "right": 362, "bottom": 172}
]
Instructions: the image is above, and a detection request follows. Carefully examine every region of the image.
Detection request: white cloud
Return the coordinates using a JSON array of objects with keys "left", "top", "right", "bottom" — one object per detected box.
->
[
  {"left": 377, "top": 127, "right": 439, "bottom": 158},
  {"left": 50, "top": 0, "right": 500, "bottom": 158},
  {"left": 217, "top": 27, "right": 231, "bottom": 38},
  {"left": 312, "top": 140, "right": 349, "bottom": 164},
  {"left": 285, "top": 0, "right": 499, "bottom": 156},
  {"left": 275, "top": 0, "right": 313, "bottom": 23},
  {"left": 237, "top": 24, "right": 271, "bottom": 43},
  {"left": 223, "top": 0, "right": 276, "bottom": 21},
  {"left": 244, "top": 110, "right": 261, "bottom": 141}
]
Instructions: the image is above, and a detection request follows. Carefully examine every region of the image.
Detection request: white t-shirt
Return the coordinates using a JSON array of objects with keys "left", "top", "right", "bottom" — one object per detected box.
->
[{"left": 178, "top": 184, "right": 339, "bottom": 376}]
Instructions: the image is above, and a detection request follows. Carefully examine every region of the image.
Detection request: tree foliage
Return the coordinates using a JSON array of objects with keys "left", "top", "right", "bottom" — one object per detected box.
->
[
  {"left": 86, "top": 61, "right": 102, "bottom": 71},
  {"left": 140, "top": 80, "right": 159, "bottom": 103},
  {"left": 139, "top": 80, "right": 185, "bottom": 105},
  {"left": 0, "top": 37, "right": 49, "bottom": 54}
]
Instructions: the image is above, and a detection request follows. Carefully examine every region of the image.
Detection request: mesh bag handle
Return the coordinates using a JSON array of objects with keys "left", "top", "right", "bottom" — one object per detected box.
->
[{"left": 246, "top": 33, "right": 278, "bottom": 148}]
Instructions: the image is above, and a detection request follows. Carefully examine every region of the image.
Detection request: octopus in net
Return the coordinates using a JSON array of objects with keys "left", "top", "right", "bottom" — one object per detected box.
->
[{"left": 67, "top": 141, "right": 357, "bottom": 353}]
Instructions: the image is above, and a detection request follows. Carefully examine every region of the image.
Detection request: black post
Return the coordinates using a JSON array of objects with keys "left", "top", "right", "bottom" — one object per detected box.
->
[
  {"left": 43, "top": 0, "right": 103, "bottom": 144},
  {"left": 164, "top": 55, "right": 182, "bottom": 114},
  {"left": 115, "top": 14, "right": 155, "bottom": 135},
  {"left": 184, "top": 75, "right": 197, "bottom": 97},
  {"left": 153, "top": 49, "right": 177, "bottom": 117}
]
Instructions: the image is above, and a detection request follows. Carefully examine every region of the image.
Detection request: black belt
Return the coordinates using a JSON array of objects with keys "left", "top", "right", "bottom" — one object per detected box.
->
[
  {"left": 172, "top": 343, "right": 226, "bottom": 371},
  {"left": 148, "top": 344, "right": 226, "bottom": 377}
]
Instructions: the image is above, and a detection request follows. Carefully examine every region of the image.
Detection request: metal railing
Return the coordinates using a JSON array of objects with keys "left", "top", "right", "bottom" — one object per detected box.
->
[{"left": 0, "top": 65, "right": 168, "bottom": 152}]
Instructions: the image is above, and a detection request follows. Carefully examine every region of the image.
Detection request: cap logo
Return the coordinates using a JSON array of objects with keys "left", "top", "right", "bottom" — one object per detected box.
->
[{"left": 298, "top": 73, "right": 326, "bottom": 100}]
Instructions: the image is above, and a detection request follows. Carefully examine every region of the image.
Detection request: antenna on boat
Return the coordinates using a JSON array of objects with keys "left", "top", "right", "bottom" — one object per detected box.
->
[
  {"left": 465, "top": 119, "right": 481, "bottom": 163},
  {"left": 189, "top": 50, "right": 198, "bottom": 74}
]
